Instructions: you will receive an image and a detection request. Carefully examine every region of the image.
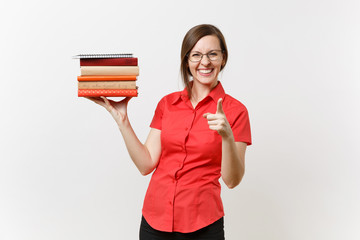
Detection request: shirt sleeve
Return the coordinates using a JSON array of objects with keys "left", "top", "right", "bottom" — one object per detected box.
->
[
  {"left": 230, "top": 106, "right": 252, "bottom": 145},
  {"left": 150, "top": 97, "right": 165, "bottom": 130}
]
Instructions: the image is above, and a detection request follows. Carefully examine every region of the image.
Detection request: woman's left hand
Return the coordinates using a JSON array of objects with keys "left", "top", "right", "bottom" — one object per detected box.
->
[{"left": 203, "top": 98, "right": 233, "bottom": 139}]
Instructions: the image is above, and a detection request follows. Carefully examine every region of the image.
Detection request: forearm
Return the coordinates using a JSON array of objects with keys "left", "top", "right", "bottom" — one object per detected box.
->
[
  {"left": 118, "top": 117, "right": 157, "bottom": 175},
  {"left": 85, "top": 96, "right": 159, "bottom": 175},
  {"left": 221, "top": 135, "right": 246, "bottom": 189}
]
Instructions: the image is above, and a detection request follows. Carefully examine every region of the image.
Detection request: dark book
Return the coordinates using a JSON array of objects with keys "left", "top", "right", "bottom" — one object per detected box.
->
[{"left": 80, "top": 58, "right": 138, "bottom": 66}]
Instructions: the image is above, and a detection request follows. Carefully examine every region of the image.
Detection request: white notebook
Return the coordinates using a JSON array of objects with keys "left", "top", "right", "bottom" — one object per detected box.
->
[{"left": 72, "top": 53, "right": 134, "bottom": 59}]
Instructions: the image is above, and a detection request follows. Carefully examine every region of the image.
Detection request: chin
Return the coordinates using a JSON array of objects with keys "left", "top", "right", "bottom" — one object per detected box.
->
[{"left": 194, "top": 77, "right": 218, "bottom": 86}]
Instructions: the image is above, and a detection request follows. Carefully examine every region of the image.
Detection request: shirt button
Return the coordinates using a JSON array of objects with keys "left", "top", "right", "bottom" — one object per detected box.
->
[{"left": 185, "top": 127, "right": 188, "bottom": 131}]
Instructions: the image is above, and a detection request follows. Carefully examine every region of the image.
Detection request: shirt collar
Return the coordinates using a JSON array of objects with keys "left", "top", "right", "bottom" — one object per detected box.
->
[{"left": 172, "top": 81, "right": 226, "bottom": 105}]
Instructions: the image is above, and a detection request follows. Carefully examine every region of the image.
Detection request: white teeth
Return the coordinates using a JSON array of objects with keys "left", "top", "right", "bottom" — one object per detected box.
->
[{"left": 199, "top": 69, "right": 212, "bottom": 74}]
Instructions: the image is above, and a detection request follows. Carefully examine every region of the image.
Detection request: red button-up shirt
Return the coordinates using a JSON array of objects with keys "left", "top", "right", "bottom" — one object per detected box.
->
[{"left": 142, "top": 82, "right": 252, "bottom": 233}]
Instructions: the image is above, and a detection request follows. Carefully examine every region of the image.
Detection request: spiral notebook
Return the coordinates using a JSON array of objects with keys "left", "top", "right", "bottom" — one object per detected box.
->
[{"left": 72, "top": 53, "right": 133, "bottom": 59}]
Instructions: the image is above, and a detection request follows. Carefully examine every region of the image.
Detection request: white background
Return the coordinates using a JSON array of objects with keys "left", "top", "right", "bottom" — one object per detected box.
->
[{"left": 1, "top": 0, "right": 359, "bottom": 239}]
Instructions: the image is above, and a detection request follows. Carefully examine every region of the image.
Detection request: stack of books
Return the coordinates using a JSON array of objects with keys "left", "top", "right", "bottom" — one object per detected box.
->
[{"left": 74, "top": 54, "right": 139, "bottom": 97}]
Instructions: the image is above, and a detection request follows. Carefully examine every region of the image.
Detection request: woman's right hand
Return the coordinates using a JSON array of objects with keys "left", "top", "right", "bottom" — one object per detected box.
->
[{"left": 85, "top": 96, "right": 132, "bottom": 127}]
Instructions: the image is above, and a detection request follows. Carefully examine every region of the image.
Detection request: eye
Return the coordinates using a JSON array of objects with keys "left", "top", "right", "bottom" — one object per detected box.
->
[
  {"left": 191, "top": 53, "right": 201, "bottom": 57},
  {"left": 208, "top": 52, "right": 218, "bottom": 57}
]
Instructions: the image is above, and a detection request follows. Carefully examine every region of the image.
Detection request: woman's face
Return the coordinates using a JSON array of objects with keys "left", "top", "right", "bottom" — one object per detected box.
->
[{"left": 188, "top": 35, "right": 224, "bottom": 89}]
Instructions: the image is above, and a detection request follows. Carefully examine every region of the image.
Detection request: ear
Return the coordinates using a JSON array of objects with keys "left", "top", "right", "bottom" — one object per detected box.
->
[
  {"left": 187, "top": 67, "right": 192, "bottom": 76},
  {"left": 184, "top": 61, "right": 191, "bottom": 75},
  {"left": 221, "top": 60, "right": 225, "bottom": 69}
]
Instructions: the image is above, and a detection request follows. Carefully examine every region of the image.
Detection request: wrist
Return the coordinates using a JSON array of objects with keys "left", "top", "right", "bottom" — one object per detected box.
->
[
  {"left": 221, "top": 131, "right": 235, "bottom": 142},
  {"left": 117, "top": 115, "right": 130, "bottom": 130}
]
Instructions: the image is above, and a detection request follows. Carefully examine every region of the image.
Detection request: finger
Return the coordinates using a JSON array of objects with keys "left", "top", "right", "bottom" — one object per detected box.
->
[
  {"left": 207, "top": 119, "right": 221, "bottom": 125},
  {"left": 100, "top": 96, "right": 110, "bottom": 105},
  {"left": 216, "top": 98, "right": 224, "bottom": 114},
  {"left": 203, "top": 113, "right": 211, "bottom": 118},
  {"left": 208, "top": 125, "right": 221, "bottom": 131},
  {"left": 123, "top": 96, "right": 133, "bottom": 105},
  {"left": 100, "top": 96, "right": 115, "bottom": 110},
  {"left": 204, "top": 114, "right": 222, "bottom": 121},
  {"left": 85, "top": 96, "right": 101, "bottom": 102},
  {"left": 85, "top": 97, "right": 106, "bottom": 107},
  {"left": 203, "top": 113, "right": 221, "bottom": 120}
]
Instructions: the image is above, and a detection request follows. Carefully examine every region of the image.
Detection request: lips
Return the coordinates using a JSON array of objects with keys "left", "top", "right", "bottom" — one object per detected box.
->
[{"left": 198, "top": 69, "right": 213, "bottom": 76}]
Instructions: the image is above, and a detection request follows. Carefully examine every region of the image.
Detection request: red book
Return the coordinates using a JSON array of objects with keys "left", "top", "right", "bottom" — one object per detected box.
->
[
  {"left": 78, "top": 89, "right": 138, "bottom": 97},
  {"left": 80, "top": 58, "right": 138, "bottom": 66},
  {"left": 77, "top": 75, "right": 137, "bottom": 81}
]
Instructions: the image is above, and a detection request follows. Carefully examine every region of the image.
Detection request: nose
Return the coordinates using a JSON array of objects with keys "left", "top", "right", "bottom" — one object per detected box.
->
[{"left": 200, "top": 55, "right": 211, "bottom": 66}]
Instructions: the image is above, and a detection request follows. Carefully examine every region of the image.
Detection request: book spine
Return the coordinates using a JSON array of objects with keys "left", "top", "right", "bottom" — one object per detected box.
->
[
  {"left": 78, "top": 89, "right": 138, "bottom": 97},
  {"left": 78, "top": 81, "right": 137, "bottom": 89},
  {"left": 80, "top": 66, "right": 139, "bottom": 76},
  {"left": 77, "top": 75, "right": 137, "bottom": 81},
  {"left": 80, "top": 58, "right": 138, "bottom": 66}
]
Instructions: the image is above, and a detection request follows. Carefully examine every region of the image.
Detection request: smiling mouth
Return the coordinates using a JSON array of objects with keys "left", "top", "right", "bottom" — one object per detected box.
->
[{"left": 198, "top": 69, "right": 213, "bottom": 74}]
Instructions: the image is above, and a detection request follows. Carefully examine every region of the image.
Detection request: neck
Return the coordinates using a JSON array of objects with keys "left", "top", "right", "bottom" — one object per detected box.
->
[{"left": 190, "top": 80, "right": 218, "bottom": 107}]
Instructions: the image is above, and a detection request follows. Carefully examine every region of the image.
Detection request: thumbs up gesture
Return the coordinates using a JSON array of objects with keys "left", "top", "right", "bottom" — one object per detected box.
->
[{"left": 203, "top": 98, "right": 233, "bottom": 139}]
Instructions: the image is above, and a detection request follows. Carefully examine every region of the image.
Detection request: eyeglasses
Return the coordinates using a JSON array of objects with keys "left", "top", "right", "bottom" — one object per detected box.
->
[{"left": 187, "top": 50, "right": 223, "bottom": 62}]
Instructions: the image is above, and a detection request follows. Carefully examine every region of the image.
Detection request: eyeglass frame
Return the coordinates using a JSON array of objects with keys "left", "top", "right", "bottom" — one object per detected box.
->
[{"left": 187, "top": 50, "right": 224, "bottom": 63}]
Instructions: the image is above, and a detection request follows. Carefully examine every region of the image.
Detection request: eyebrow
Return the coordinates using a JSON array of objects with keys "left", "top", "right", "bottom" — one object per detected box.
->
[{"left": 190, "top": 50, "right": 219, "bottom": 53}]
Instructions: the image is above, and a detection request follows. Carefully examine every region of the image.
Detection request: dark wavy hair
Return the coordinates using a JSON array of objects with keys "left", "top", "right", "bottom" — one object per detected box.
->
[{"left": 180, "top": 24, "right": 228, "bottom": 99}]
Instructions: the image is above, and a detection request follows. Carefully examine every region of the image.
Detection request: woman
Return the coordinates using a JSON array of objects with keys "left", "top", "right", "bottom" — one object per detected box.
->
[{"left": 87, "top": 24, "right": 252, "bottom": 240}]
